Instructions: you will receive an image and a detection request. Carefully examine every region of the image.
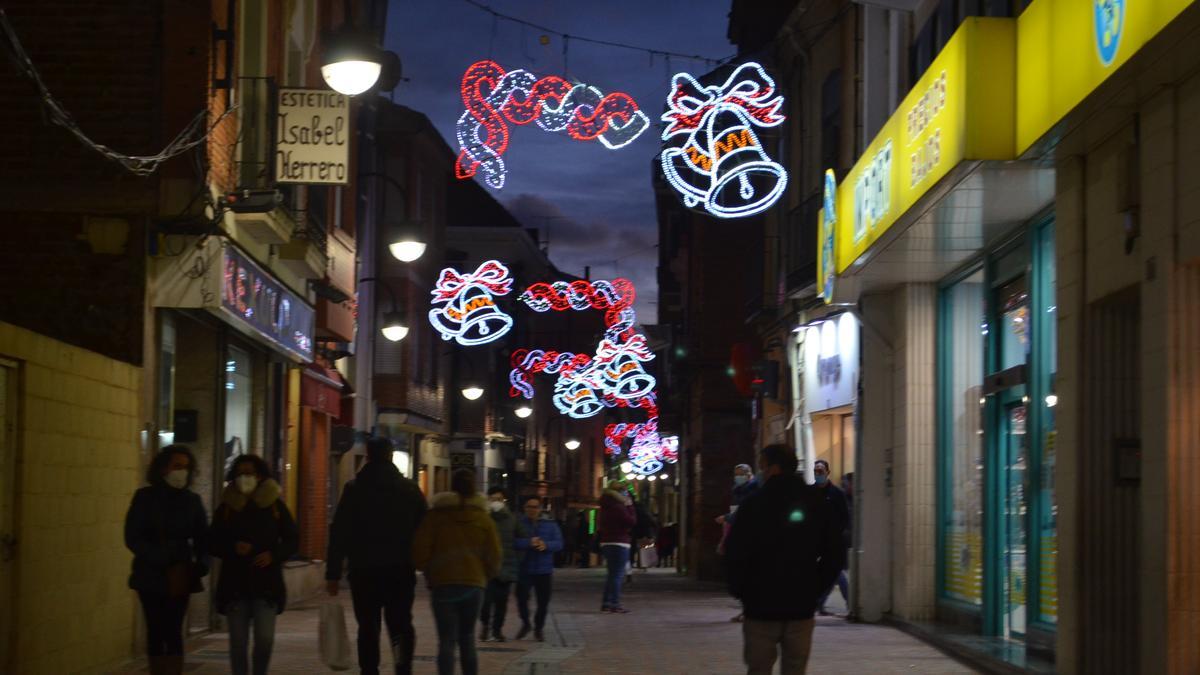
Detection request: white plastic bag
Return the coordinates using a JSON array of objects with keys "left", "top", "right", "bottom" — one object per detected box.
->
[
  {"left": 319, "top": 602, "right": 352, "bottom": 671},
  {"left": 641, "top": 544, "right": 659, "bottom": 569}
]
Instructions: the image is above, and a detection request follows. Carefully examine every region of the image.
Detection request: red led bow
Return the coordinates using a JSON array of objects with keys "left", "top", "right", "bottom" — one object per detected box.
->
[
  {"left": 663, "top": 62, "right": 785, "bottom": 136},
  {"left": 431, "top": 260, "right": 513, "bottom": 302}
]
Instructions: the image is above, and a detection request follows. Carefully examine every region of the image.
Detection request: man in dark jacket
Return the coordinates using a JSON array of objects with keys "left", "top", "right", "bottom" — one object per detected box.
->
[
  {"left": 813, "top": 460, "right": 851, "bottom": 616},
  {"left": 326, "top": 438, "right": 428, "bottom": 675},
  {"left": 726, "top": 445, "right": 844, "bottom": 674},
  {"left": 480, "top": 486, "right": 527, "bottom": 642}
]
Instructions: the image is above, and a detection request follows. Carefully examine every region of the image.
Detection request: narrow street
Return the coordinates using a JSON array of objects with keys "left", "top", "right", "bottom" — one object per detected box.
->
[{"left": 113, "top": 568, "right": 974, "bottom": 674}]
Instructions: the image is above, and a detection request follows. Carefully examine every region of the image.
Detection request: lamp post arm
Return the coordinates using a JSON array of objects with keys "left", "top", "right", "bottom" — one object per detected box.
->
[{"left": 358, "top": 276, "right": 400, "bottom": 312}]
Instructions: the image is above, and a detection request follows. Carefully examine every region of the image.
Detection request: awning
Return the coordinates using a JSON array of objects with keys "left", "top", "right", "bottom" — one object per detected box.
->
[{"left": 301, "top": 364, "right": 342, "bottom": 417}]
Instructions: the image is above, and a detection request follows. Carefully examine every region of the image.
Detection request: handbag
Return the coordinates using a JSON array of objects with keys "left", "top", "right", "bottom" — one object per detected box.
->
[{"left": 319, "top": 602, "right": 353, "bottom": 670}]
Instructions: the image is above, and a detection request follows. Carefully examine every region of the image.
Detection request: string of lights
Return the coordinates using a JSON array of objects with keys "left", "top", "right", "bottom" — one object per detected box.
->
[
  {"left": 0, "top": 9, "right": 236, "bottom": 177},
  {"left": 460, "top": 0, "right": 727, "bottom": 66}
]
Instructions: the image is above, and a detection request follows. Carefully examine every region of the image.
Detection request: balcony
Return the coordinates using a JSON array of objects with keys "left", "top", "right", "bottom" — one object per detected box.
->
[
  {"left": 232, "top": 77, "right": 294, "bottom": 245},
  {"left": 277, "top": 205, "right": 329, "bottom": 279}
]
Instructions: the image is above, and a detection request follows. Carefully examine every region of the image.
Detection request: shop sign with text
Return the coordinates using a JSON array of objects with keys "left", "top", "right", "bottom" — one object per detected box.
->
[
  {"left": 276, "top": 88, "right": 350, "bottom": 185},
  {"left": 221, "top": 244, "right": 315, "bottom": 361}
]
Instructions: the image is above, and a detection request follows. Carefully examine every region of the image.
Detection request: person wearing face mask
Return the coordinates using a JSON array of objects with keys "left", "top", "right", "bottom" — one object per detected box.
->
[
  {"left": 513, "top": 497, "right": 564, "bottom": 640},
  {"left": 725, "top": 445, "right": 844, "bottom": 674},
  {"left": 124, "top": 445, "right": 210, "bottom": 675},
  {"left": 812, "top": 459, "right": 850, "bottom": 617},
  {"left": 479, "top": 487, "right": 527, "bottom": 643},
  {"left": 209, "top": 454, "right": 298, "bottom": 675},
  {"left": 716, "top": 464, "right": 759, "bottom": 622}
]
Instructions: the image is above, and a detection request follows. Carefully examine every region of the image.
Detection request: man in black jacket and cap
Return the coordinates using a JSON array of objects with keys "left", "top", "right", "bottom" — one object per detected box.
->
[
  {"left": 326, "top": 437, "right": 428, "bottom": 675},
  {"left": 725, "top": 444, "right": 845, "bottom": 674}
]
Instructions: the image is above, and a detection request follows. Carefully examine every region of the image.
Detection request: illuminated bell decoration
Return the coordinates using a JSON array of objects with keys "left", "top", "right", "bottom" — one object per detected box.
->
[
  {"left": 660, "top": 62, "right": 788, "bottom": 218},
  {"left": 552, "top": 375, "right": 606, "bottom": 419},
  {"left": 455, "top": 60, "right": 650, "bottom": 190},
  {"left": 428, "top": 260, "right": 514, "bottom": 347}
]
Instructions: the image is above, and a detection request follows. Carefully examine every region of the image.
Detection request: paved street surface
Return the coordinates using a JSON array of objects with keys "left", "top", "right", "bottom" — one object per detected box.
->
[{"left": 112, "top": 568, "right": 976, "bottom": 674}]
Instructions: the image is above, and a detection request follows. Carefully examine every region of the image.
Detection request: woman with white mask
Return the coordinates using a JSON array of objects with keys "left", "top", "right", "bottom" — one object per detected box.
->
[
  {"left": 124, "top": 445, "right": 210, "bottom": 675},
  {"left": 209, "top": 453, "right": 298, "bottom": 675}
]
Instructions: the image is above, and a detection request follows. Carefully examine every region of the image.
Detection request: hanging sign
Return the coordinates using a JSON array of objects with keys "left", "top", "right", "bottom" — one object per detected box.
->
[
  {"left": 818, "top": 169, "right": 837, "bottom": 303},
  {"left": 276, "top": 88, "right": 351, "bottom": 185},
  {"left": 428, "top": 260, "right": 515, "bottom": 346},
  {"left": 455, "top": 60, "right": 650, "bottom": 189},
  {"left": 660, "top": 62, "right": 788, "bottom": 218}
]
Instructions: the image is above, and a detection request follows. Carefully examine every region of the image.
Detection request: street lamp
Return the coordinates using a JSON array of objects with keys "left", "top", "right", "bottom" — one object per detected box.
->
[
  {"left": 461, "top": 385, "right": 484, "bottom": 401},
  {"left": 321, "top": 26, "right": 381, "bottom": 95},
  {"left": 380, "top": 311, "right": 408, "bottom": 342},
  {"left": 387, "top": 221, "right": 427, "bottom": 262},
  {"left": 360, "top": 277, "right": 406, "bottom": 342},
  {"left": 564, "top": 439, "right": 581, "bottom": 450},
  {"left": 514, "top": 405, "right": 533, "bottom": 419},
  {"left": 619, "top": 461, "right": 633, "bottom": 473}
]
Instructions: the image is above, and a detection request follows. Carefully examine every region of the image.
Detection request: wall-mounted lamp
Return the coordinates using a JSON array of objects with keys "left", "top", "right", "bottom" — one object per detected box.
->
[
  {"left": 514, "top": 406, "right": 533, "bottom": 419},
  {"left": 360, "top": 277, "right": 407, "bottom": 342},
  {"left": 564, "top": 439, "right": 581, "bottom": 451},
  {"left": 461, "top": 385, "right": 484, "bottom": 401}
]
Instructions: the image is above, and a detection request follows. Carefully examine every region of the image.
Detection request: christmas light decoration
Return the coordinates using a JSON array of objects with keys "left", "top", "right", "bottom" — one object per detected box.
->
[
  {"left": 428, "top": 260, "right": 514, "bottom": 346},
  {"left": 660, "top": 62, "right": 788, "bottom": 218},
  {"left": 455, "top": 60, "right": 651, "bottom": 189}
]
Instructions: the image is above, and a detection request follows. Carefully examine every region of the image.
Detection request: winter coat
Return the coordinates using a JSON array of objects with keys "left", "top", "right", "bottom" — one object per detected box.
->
[
  {"left": 412, "top": 492, "right": 502, "bottom": 589},
  {"left": 514, "top": 514, "right": 564, "bottom": 577},
  {"left": 124, "top": 483, "right": 209, "bottom": 595},
  {"left": 725, "top": 473, "right": 845, "bottom": 621},
  {"left": 597, "top": 488, "right": 637, "bottom": 545},
  {"left": 725, "top": 477, "right": 761, "bottom": 525},
  {"left": 326, "top": 460, "right": 428, "bottom": 580},
  {"left": 489, "top": 506, "right": 528, "bottom": 583},
  {"left": 209, "top": 479, "right": 298, "bottom": 614}
]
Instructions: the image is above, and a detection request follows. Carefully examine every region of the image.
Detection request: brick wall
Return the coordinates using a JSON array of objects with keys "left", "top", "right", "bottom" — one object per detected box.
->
[{"left": 0, "top": 321, "right": 141, "bottom": 674}]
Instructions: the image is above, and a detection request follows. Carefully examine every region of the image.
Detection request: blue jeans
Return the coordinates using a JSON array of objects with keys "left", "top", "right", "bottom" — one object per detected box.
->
[
  {"left": 226, "top": 598, "right": 276, "bottom": 675},
  {"left": 601, "top": 545, "right": 630, "bottom": 608},
  {"left": 819, "top": 570, "right": 850, "bottom": 612},
  {"left": 431, "top": 586, "right": 484, "bottom": 675}
]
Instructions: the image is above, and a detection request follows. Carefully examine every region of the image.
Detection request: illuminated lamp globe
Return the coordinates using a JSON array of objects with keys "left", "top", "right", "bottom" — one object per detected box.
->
[
  {"left": 624, "top": 473, "right": 635, "bottom": 480},
  {"left": 461, "top": 385, "right": 484, "bottom": 401},
  {"left": 514, "top": 405, "right": 533, "bottom": 419},
  {"left": 321, "top": 29, "right": 382, "bottom": 96},
  {"left": 619, "top": 461, "right": 633, "bottom": 473},
  {"left": 564, "top": 439, "right": 581, "bottom": 451},
  {"left": 647, "top": 475, "right": 657, "bottom": 482},
  {"left": 380, "top": 311, "right": 408, "bottom": 342},
  {"left": 388, "top": 240, "right": 427, "bottom": 263},
  {"left": 635, "top": 474, "right": 646, "bottom": 481},
  {"left": 660, "top": 473, "right": 669, "bottom": 480}
]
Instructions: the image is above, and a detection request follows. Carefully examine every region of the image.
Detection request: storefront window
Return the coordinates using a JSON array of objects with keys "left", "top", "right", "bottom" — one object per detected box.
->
[
  {"left": 1035, "top": 222, "right": 1058, "bottom": 625},
  {"left": 224, "top": 345, "right": 252, "bottom": 475},
  {"left": 940, "top": 270, "right": 985, "bottom": 605}
]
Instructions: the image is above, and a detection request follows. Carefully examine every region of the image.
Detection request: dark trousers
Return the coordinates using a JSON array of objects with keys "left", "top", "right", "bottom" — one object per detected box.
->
[
  {"left": 516, "top": 573, "right": 552, "bottom": 630},
  {"left": 478, "top": 579, "right": 512, "bottom": 634},
  {"left": 431, "top": 586, "right": 484, "bottom": 675},
  {"left": 137, "top": 590, "right": 189, "bottom": 657},
  {"left": 349, "top": 566, "right": 417, "bottom": 675}
]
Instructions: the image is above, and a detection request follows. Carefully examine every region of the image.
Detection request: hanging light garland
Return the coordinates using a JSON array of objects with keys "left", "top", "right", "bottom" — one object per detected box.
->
[{"left": 455, "top": 60, "right": 650, "bottom": 189}]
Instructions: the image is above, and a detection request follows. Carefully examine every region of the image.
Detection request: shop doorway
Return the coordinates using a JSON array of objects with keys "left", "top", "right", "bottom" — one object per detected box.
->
[{"left": 811, "top": 407, "right": 855, "bottom": 485}]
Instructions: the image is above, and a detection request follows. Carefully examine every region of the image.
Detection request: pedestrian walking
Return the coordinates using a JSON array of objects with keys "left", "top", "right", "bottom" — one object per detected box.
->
[
  {"left": 513, "top": 497, "right": 564, "bottom": 641},
  {"left": 631, "top": 499, "right": 658, "bottom": 569},
  {"left": 412, "top": 470, "right": 502, "bottom": 675},
  {"left": 655, "top": 521, "right": 678, "bottom": 567},
  {"left": 479, "top": 486, "right": 527, "bottom": 642},
  {"left": 597, "top": 480, "right": 637, "bottom": 613},
  {"left": 812, "top": 460, "right": 850, "bottom": 616},
  {"left": 726, "top": 444, "right": 844, "bottom": 674},
  {"left": 123, "top": 445, "right": 209, "bottom": 675},
  {"left": 326, "top": 437, "right": 428, "bottom": 675},
  {"left": 718, "top": 463, "right": 760, "bottom": 622},
  {"left": 209, "top": 454, "right": 298, "bottom": 675}
]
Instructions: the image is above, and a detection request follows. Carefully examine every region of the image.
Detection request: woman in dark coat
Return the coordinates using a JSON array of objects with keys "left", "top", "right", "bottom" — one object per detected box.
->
[
  {"left": 209, "top": 454, "right": 298, "bottom": 675},
  {"left": 124, "top": 445, "right": 209, "bottom": 675}
]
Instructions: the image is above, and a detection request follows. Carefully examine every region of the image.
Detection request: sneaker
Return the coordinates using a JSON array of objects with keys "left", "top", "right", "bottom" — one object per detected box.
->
[
  {"left": 480, "top": 626, "right": 490, "bottom": 642},
  {"left": 492, "top": 633, "right": 506, "bottom": 643},
  {"left": 610, "top": 606, "right": 630, "bottom": 614},
  {"left": 515, "top": 623, "right": 531, "bottom": 640},
  {"left": 534, "top": 629, "right": 545, "bottom": 642},
  {"left": 730, "top": 613, "right": 744, "bottom": 623},
  {"left": 817, "top": 608, "right": 833, "bottom": 616}
]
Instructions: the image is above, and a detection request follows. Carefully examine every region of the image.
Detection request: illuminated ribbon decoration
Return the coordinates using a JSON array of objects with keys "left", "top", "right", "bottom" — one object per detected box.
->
[
  {"left": 660, "top": 61, "right": 789, "bottom": 218},
  {"left": 456, "top": 60, "right": 651, "bottom": 189},
  {"left": 428, "top": 260, "right": 514, "bottom": 346},
  {"left": 520, "top": 279, "right": 637, "bottom": 342}
]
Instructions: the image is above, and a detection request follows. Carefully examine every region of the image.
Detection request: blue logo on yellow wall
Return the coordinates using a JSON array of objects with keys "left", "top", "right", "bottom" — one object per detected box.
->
[{"left": 1095, "top": 0, "right": 1125, "bottom": 66}]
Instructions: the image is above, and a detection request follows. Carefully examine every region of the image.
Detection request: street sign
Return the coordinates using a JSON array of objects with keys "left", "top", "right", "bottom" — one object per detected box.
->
[{"left": 276, "top": 88, "right": 350, "bottom": 185}]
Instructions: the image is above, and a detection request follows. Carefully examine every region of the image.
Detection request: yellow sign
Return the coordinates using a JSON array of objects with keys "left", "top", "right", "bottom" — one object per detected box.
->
[
  {"left": 833, "top": 18, "right": 1016, "bottom": 273},
  {"left": 1017, "top": 0, "right": 1194, "bottom": 154}
]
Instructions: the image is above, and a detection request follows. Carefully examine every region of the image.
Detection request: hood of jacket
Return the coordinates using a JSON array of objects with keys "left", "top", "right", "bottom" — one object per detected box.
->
[
  {"left": 221, "top": 478, "right": 281, "bottom": 511},
  {"left": 431, "top": 492, "right": 489, "bottom": 520}
]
